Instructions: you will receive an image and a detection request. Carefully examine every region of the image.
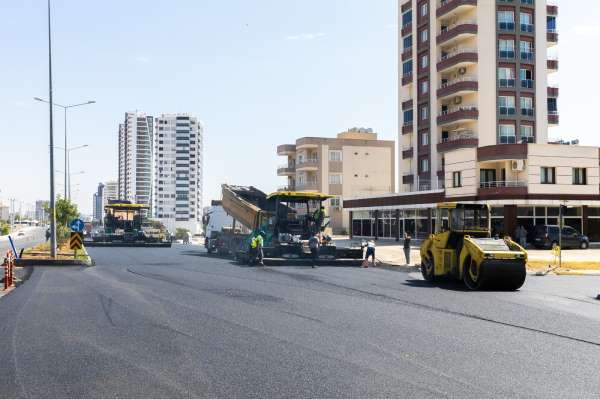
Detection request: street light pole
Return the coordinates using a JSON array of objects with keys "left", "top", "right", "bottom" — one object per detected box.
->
[
  {"left": 64, "top": 107, "right": 67, "bottom": 198},
  {"left": 47, "top": 0, "right": 57, "bottom": 258}
]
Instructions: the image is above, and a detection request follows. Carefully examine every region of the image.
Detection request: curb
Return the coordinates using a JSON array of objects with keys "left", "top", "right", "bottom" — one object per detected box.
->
[{"left": 15, "top": 258, "right": 93, "bottom": 267}]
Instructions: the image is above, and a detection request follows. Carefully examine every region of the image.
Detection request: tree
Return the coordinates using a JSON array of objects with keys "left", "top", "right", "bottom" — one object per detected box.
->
[
  {"left": 44, "top": 197, "right": 80, "bottom": 242},
  {"left": 0, "top": 221, "right": 9, "bottom": 236},
  {"left": 175, "top": 228, "right": 190, "bottom": 240}
]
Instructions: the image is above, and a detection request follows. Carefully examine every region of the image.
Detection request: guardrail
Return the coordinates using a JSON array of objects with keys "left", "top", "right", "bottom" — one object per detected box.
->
[{"left": 479, "top": 180, "right": 527, "bottom": 189}]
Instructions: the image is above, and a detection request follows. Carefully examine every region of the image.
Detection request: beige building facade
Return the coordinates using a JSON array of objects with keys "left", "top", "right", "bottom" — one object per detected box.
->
[
  {"left": 345, "top": 1, "right": 600, "bottom": 244},
  {"left": 277, "top": 128, "right": 395, "bottom": 233}
]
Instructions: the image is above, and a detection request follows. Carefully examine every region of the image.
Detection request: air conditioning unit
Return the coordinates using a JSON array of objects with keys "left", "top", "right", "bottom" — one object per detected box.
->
[
  {"left": 453, "top": 96, "right": 463, "bottom": 105},
  {"left": 458, "top": 67, "right": 467, "bottom": 75},
  {"left": 512, "top": 160, "right": 525, "bottom": 171}
]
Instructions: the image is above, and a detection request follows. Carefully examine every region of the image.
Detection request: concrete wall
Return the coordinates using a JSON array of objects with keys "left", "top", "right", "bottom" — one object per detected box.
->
[
  {"left": 444, "top": 147, "right": 478, "bottom": 198},
  {"left": 477, "top": 0, "right": 497, "bottom": 147}
]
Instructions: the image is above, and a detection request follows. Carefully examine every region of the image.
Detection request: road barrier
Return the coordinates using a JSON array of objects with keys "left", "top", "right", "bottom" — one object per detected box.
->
[{"left": 3, "top": 250, "right": 15, "bottom": 290}]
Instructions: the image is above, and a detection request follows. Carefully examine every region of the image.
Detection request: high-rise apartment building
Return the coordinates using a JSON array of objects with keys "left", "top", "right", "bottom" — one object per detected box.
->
[
  {"left": 118, "top": 112, "right": 153, "bottom": 212},
  {"left": 104, "top": 181, "right": 118, "bottom": 203},
  {"left": 93, "top": 180, "right": 119, "bottom": 224},
  {"left": 345, "top": 2, "right": 600, "bottom": 244},
  {"left": 153, "top": 114, "right": 204, "bottom": 234},
  {"left": 277, "top": 128, "right": 395, "bottom": 233},
  {"left": 35, "top": 200, "right": 49, "bottom": 223}
]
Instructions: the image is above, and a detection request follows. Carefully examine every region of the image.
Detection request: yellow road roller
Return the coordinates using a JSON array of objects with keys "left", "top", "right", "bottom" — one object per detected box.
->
[{"left": 420, "top": 203, "right": 527, "bottom": 291}]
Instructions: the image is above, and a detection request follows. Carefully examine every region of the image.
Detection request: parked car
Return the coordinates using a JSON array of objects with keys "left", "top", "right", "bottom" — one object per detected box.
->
[{"left": 533, "top": 225, "right": 590, "bottom": 249}]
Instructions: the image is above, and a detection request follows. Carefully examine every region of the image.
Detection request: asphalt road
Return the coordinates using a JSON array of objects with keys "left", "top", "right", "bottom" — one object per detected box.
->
[
  {"left": 0, "top": 227, "right": 46, "bottom": 254},
  {"left": 1, "top": 245, "right": 600, "bottom": 398}
]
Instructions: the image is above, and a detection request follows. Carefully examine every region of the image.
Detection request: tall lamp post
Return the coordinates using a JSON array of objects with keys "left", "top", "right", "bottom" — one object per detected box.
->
[
  {"left": 46, "top": 0, "right": 57, "bottom": 258},
  {"left": 34, "top": 98, "right": 95, "bottom": 199},
  {"left": 55, "top": 145, "right": 88, "bottom": 200}
]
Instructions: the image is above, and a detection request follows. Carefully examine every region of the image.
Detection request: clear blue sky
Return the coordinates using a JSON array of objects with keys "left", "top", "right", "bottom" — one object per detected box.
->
[{"left": 0, "top": 0, "right": 596, "bottom": 215}]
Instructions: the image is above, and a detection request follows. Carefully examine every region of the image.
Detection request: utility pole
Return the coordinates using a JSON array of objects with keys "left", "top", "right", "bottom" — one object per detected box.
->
[{"left": 47, "top": 0, "right": 57, "bottom": 258}]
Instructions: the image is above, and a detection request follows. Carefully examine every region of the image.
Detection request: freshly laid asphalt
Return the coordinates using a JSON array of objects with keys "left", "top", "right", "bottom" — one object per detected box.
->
[{"left": 1, "top": 245, "right": 600, "bottom": 398}]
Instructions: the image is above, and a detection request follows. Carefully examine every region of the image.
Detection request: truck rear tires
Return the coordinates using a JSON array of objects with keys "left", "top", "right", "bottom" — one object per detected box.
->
[{"left": 421, "top": 255, "right": 435, "bottom": 282}]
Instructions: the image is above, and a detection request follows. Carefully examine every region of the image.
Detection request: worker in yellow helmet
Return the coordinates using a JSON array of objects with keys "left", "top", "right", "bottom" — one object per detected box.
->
[{"left": 249, "top": 230, "right": 266, "bottom": 266}]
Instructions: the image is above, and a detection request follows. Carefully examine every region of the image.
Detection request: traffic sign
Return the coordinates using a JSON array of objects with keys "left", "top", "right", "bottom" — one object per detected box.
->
[
  {"left": 70, "top": 219, "right": 85, "bottom": 233},
  {"left": 70, "top": 232, "right": 83, "bottom": 250}
]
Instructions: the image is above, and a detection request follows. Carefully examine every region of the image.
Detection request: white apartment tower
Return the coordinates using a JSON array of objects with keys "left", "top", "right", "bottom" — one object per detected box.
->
[
  {"left": 153, "top": 114, "right": 204, "bottom": 234},
  {"left": 118, "top": 112, "right": 154, "bottom": 212}
]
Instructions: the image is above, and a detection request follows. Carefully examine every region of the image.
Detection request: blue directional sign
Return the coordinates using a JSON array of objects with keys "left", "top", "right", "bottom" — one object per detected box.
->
[{"left": 70, "top": 219, "right": 85, "bottom": 233}]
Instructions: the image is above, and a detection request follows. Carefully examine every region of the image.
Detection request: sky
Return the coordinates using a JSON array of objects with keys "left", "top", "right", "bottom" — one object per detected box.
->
[{"left": 0, "top": 0, "right": 597, "bottom": 215}]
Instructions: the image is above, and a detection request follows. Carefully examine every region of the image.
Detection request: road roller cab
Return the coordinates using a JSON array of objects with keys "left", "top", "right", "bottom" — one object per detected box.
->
[{"left": 420, "top": 203, "right": 527, "bottom": 290}]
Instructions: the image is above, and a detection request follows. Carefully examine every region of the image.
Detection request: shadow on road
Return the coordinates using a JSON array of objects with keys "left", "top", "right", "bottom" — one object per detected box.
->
[{"left": 403, "top": 278, "right": 470, "bottom": 292}]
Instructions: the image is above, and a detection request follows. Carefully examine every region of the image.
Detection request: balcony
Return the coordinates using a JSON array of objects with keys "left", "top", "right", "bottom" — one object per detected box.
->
[
  {"left": 547, "top": 30, "right": 558, "bottom": 45},
  {"left": 437, "top": 106, "right": 479, "bottom": 126},
  {"left": 401, "top": 23, "right": 412, "bottom": 37},
  {"left": 402, "top": 123, "right": 414, "bottom": 135},
  {"left": 402, "top": 72, "right": 413, "bottom": 86},
  {"left": 478, "top": 180, "right": 528, "bottom": 198},
  {"left": 437, "top": 76, "right": 478, "bottom": 100},
  {"left": 402, "top": 174, "right": 414, "bottom": 185},
  {"left": 402, "top": 46, "right": 413, "bottom": 61},
  {"left": 402, "top": 147, "right": 414, "bottom": 159},
  {"left": 548, "top": 86, "right": 559, "bottom": 97},
  {"left": 277, "top": 164, "right": 296, "bottom": 176},
  {"left": 437, "top": 131, "right": 478, "bottom": 153},
  {"left": 437, "top": 0, "right": 477, "bottom": 19},
  {"left": 548, "top": 111, "right": 559, "bottom": 126},
  {"left": 296, "top": 158, "right": 319, "bottom": 171},
  {"left": 296, "top": 181, "right": 319, "bottom": 191},
  {"left": 437, "top": 21, "right": 477, "bottom": 46},
  {"left": 278, "top": 185, "right": 296, "bottom": 192},
  {"left": 402, "top": 99, "right": 413, "bottom": 110},
  {"left": 547, "top": 59, "right": 558, "bottom": 72},
  {"left": 520, "top": 51, "right": 535, "bottom": 64},
  {"left": 277, "top": 144, "right": 296, "bottom": 155},
  {"left": 437, "top": 48, "right": 478, "bottom": 73},
  {"left": 547, "top": 4, "right": 558, "bottom": 16}
]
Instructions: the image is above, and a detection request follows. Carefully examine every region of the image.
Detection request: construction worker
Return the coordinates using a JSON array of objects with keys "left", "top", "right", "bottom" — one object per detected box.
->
[
  {"left": 313, "top": 206, "right": 326, "bottom": 231},
  {"left": 308, "top": 232, "right": 320, "bottom": 268},
  {"left": 250, "top": 230, "right": 266, "bottom": 266}
]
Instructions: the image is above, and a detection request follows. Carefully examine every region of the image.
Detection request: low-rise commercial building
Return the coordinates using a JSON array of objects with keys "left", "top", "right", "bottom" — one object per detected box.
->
[{"left": 278, "top": 128, "right": 395, "bottom": 233}]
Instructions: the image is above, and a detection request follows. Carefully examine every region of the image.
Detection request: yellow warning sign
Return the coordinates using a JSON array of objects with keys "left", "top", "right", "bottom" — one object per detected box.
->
[{"left": 70, "top": 232, "right": 83, "bottom": 250}]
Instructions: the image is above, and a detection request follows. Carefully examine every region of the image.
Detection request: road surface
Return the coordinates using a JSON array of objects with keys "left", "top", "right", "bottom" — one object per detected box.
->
[
  {"left": 1, "top": 245, "right": 599, "bottom": 398},
  {"left": 0, "top": 227, "right": 46, "bottom": 254}
]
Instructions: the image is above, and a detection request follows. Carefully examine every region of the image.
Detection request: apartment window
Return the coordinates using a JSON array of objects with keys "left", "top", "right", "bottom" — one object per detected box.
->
[
  {"left": 499, "top": 124, "right": 516, "bottom": 144},
  {"left": 421, "top": 132, "right": 429, "bottom": 146},
  {"left": 547, "top": 16, "right": 557, "bottom": 32},
  {"left": 520, "top": 97, "right": 534, "bottom": 116},
  {"left": 329, "top": 174, "right": 342, "bottom": 185},
  {"left": 420, "top": 29, "right": 428, "bottom": 43},
  {"left": 498, "top": 11, "right": 515, "bottom": 30},
  {"left": 420, "top": 3, "right": 428, "bottom": 17},
  {"left": 520, "top": 41, "right": 533, "bottom": 61},
  {"left": 520, "top": 125, "right": 534, "bottom": 143},
  {"left": 402, "top": 10, "right": 412, "bottom": 27},
  {"left": 402, "top": 60, "right": 413, "bottom": 76},
  {"left": 548, "top": 98, "right": 558, "bottom": 114},
  {"left": 420, "top": 105, "right": 429, "bottom": 120},
  {"left": 499, "top": 95, "right": 516, "bottom": 115},
  {"left": 453, "top": 171, "right": 462, "bottom": 188},
  {"left": 330, "top": 197, "right": 341, "bottom": 208},
  {"left": 573, "top": 168, "right": 587, "bottom": 185},
  {"left": 329, "top": 150, "right": 342, "bottom": 162},
  {"left": 520, "top": 68, "right": 534, "bottom": 88},
  {"left": 420, "top": 54, "right": 429, "bottom": 69},
  {"left": 420, "top": 158, "right": 429, "bottom": 173},
  {"left": 520, "top": 12, "right": 533, "bottom": 32},
  {"left": 541, "top": 167, "right": 556, "bottom": 184},
  {"left": 499, "top": 67, "right": 515, "bottom": 88},
  {"left": 420, "top": 80, "right": 429, "bottom": 95},
  {"left": 499, "top": 39, "right": 515, "bottom": 59},
  {"left": 403, "top": 35, "right": 412, "bottom": 50},
  {"left": 403, "top": 109, "right": 413, "bottom": 125}
]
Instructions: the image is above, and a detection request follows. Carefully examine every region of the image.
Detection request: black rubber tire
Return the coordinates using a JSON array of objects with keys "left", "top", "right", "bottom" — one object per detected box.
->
[
  {"left": 580, "top": 241, "right": 589, "bottom": 250},
  {"left": 463, "top": 257, "right": 485, "bottom": 290},
  {"left": 421, "top": 255, "right": 435, "bottom": 282},
  {"left": 499, "top": 267, "right": 527, "bottom": 291}
]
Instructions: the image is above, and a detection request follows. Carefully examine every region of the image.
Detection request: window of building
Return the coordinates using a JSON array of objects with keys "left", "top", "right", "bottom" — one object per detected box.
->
[
  {"left": 520, "top": 12, "right": 533, "bottom": 32},
  {"left": 499, "top": 124, "right": 516, "bottom": 144},
  {"left": 499, "top": 39, "right": 515, "bottom": 58},
  {"left": 453, "top": 171, "right": 462, "bottom": 188},
  {"left": 420, "top": 28, "right": 428, "bottom": 43},
  {"left": 402, "top": 60, "right": 413, "bottom": 76},
  {"left": 520, "top": 125, "right": 534, "bottom": 143},
  {"left": 520, "top": 68, "right": 534, "bottom": 88},
  {"left": 403, "top": 109, "right": 413, "bottom": 125},
  {"left": 520, "top": 96, "right": 534, "bottom": 116},
  {"left": 420, "top": 158, "right": 429, "bottom": 173},
  {"left": 499, "top": 67, "right": 515, "bottom": 87},
  {"left": 520, "top": 40, "right": 533, "bottom": 61},
  {"left": 421, "top": 132, "right": 429, "bottom": 146},
  {"left": 498, "top": 11, "right": 515, "bottom": 30},
  {"left": 573, "top": 168, "right": 587, "bottom": 185},
  {"left": 420, "top": 105, "right": 428, "bottom": 120},
  {"left": 421, "top": 54, "right": 429, "bottom": 69},
  {"left": 329, "top": 150, "right": 342, "bottom": 162},
  {"left": 541, "top": 167, "right": 556, "bottom": 184},
  {"left": 402, "top": 10, "right": 412, "bottom": 27},
  {"left": 420, "top": 3, "right": 428, "bottom": 17},
  {"left": 420, "top": 80, "right": 429, "bottom": 95},
  {"left": 403, "top": 35, "right": 412, "bottom": 50},
  {"left": 548, "top": 98, "right": 558, "bottom": 113},
  {"left": 329, "top": 174, "right": 342, "bottom": 185},
  {"left": 330, "top": 197, "right": 341, "bottom": 208},
  {"left": 499, "top": 95, "right": 516, "bottom": 115}
]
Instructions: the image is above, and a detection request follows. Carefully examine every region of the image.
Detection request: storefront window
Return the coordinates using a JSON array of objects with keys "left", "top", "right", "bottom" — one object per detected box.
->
[
  {"left": 517, "top": 207, "right": 534, "bottom": 217},
  {"left": 588, "top": 219, "right": 600, "bottom": 242}
]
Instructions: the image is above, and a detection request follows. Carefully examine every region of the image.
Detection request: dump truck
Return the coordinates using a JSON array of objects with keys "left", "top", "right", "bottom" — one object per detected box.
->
[
  {"left": 420, "top": 203, "right": 527, "bottom": 290},
  {"left": 87, "top": 202, "right": 171, "bottom": 247},
  {"left": 213, "top": 184, "right": 363, "bottom": 264}
]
